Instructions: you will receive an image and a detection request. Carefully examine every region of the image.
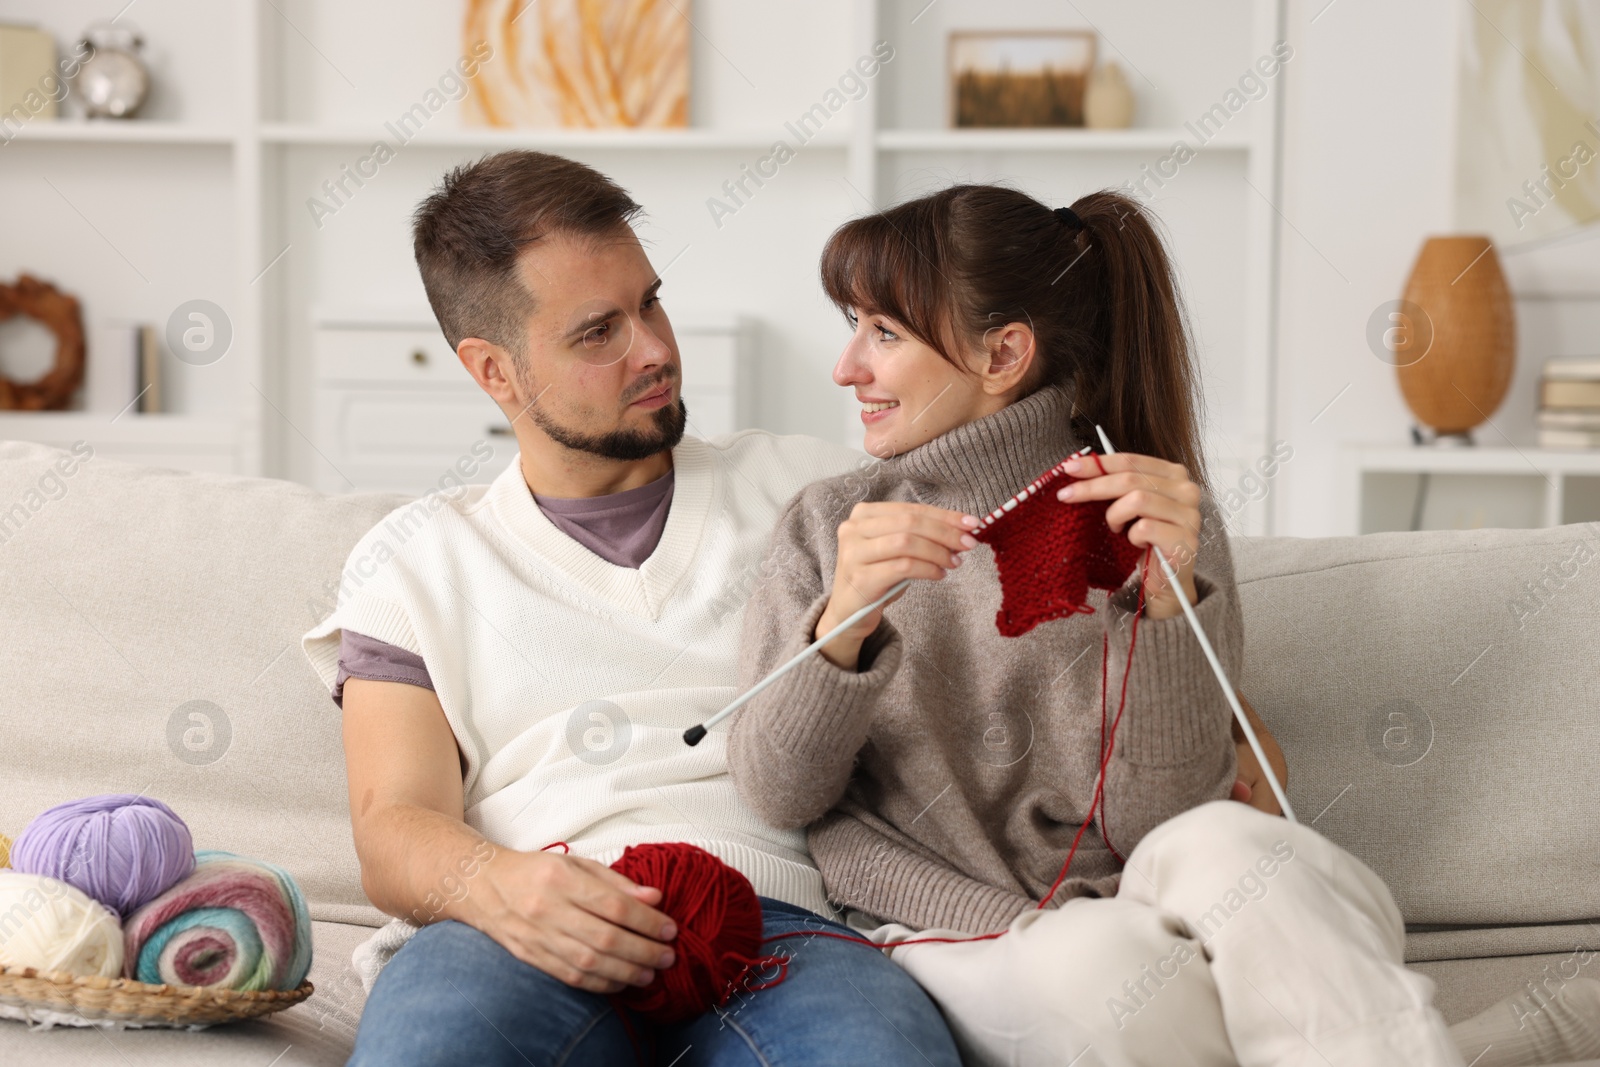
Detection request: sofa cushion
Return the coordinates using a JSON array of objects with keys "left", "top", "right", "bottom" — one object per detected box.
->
[
  {"left": 1235, "top": 524, "right": 1600, "bottom": 931},
  {"left": 1414, "top": 948, "right": 1600, "bottom": 1035},
  {"left": 0, "top": 441, "right": 409, "bottom": 928}
]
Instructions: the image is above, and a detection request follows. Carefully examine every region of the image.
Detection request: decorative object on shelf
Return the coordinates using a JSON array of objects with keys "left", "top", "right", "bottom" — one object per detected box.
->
[
  {"left": 462, "top": 0, "right": 687, "bottom": 128},
  {"left": 0, "top": 274, "right": 85, "bottom": 412},
  {"left": 949, "top": 30, "right": 1096, "bottom": 128},
  {"left": 1537, "top": 358, "right": 1600, "bottom": 449},
  {"left": 1393, "top": 235, "right": 1515, "bottom": 443},
  {"left": 0, "top": 22, "right": 58, "bottom": 122},
  {"left": 1084, "top": 61, "right": 1134, "bottom": 129},
  {"left": 138, "top": 324, "right": 163, "bottom": 413},
  {"left": 71, "top": 21, "right": 150, "bottom": 119}
]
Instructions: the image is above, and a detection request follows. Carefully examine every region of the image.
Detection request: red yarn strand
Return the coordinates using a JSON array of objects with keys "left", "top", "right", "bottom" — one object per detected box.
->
[
  {"left": 1094, "top": 548, "right": 1154, "bottom": 866},
  {"left": 1035, "top": 546, "right": 1148, "bottom": 909}
]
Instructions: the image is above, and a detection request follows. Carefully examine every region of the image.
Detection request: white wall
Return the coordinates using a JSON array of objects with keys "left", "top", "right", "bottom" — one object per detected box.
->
[{"left": 1269, "top": 0, "right": 1462, "bottom": 537}]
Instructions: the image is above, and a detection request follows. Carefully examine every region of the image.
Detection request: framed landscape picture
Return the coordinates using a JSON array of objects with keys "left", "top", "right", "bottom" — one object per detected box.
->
[{"left": 948, "top": 30, "right": 1097, "bottom": 128}]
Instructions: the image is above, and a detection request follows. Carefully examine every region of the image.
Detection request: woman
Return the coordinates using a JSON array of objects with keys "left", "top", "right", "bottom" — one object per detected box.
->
[{"left": 725, "top": 184, "right": 1596, "bottom": 1067}]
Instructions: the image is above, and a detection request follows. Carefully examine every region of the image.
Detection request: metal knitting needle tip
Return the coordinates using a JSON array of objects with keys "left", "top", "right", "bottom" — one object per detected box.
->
[{"left": 683, "top": 579, "right": 913, "bottom": 745}]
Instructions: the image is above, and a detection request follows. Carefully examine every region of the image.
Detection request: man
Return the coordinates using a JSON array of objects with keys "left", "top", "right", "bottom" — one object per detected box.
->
[{"left": 301, "top": 151, "right": 965, "bottom": 1065}]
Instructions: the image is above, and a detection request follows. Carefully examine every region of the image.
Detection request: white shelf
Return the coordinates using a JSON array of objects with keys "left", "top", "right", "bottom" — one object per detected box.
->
[
  {"left": 259, "top": 123, "right": 849, "bottom": 150},
  {"left": 876, "top": 127, "right": 1252, "bottom": 152},
  {"left": 1353, "top": 444, "right": 1600, "bottom": 476},
  {"left": 1346, "top": 444, "right": 1600, "bottom": 533},
  {"left": 0, "top": 412, "right": 236, "bottom": 447},
  {"left": 2, "top": 121, "right": 234, "bottom": 145}
]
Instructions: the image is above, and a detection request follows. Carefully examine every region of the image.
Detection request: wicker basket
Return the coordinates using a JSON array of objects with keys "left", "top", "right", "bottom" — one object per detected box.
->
[{"left": 0, "top": 964, "right": 312, "bottom": 1029}]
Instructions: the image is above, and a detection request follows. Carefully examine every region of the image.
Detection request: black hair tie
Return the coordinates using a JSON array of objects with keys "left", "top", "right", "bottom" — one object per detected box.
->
[{"left": 1054, "top": 205, "right": 1085, "bottom": 231}]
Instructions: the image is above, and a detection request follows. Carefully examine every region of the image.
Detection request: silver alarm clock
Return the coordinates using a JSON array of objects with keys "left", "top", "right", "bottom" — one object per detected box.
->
[{"left": 73, "top": 22, "right": 150, "bottom": 119}]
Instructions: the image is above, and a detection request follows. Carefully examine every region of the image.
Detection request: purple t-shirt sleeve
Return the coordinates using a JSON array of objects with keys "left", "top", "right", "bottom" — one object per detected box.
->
[{"left": 331, "top": 629, "right": 435, "bottom": 708}]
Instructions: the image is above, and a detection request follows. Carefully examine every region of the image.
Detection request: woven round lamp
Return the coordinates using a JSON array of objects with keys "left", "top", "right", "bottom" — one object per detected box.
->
[{"left": 1394, "top": 236, "right": 1515, "bottom": 441}]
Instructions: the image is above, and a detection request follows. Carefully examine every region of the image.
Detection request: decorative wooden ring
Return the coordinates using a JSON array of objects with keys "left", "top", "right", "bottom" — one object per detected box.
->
[{"left": 0, "top": 274, "right": 86, "bottom": 411}]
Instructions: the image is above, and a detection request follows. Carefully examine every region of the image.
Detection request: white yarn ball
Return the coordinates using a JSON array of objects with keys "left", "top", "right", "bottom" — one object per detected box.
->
[{"left": 0, "top": 872, "right": 123, "bottom": 978}]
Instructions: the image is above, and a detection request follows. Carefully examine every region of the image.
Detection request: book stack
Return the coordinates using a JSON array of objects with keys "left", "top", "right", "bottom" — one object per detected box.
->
[{"left": 1539, "top": 359, "right": 1600, "bottom": 449}]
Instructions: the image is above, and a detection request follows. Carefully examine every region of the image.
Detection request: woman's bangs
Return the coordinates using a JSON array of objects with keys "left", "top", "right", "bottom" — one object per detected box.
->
[{"left": 820, "top": 216, "right": 940, "bottom": 348}]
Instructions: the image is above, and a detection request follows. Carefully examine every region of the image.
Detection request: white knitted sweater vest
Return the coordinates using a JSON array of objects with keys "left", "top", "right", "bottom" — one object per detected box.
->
[{"left": 303, "top": 431, "right": 863, "bottom": 983}]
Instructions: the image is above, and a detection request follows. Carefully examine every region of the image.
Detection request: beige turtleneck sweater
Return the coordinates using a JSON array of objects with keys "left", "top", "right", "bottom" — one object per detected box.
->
[{"left": 726, "top": 385, "right": 1241, "bottom": 935}]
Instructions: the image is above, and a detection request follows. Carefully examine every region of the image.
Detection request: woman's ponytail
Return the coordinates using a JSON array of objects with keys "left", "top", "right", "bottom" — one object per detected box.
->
[{"left": 1060, "top": 191, "right": 1204, "bottom": 483}]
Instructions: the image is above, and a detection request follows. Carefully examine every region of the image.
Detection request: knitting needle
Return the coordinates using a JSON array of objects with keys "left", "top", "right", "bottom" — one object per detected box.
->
[
  {"left": 683, "top": 579, "right": 913, "bottom": 746},
  {"left": 1093, "top": 425, "right": 1297, "bottom": 823}
]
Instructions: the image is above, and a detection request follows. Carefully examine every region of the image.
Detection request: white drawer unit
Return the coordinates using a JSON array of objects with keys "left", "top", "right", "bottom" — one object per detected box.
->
[
  {"left": 315, "top": 327, "right": 465, "bottom": 386},
  {"left": 311, "top": 312, "right": 752, "bottom": 495}
]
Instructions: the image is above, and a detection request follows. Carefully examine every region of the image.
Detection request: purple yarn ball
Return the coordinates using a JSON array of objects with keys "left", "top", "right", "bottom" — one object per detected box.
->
[{"left": 12, "top": 794, "right": 195, "bottom": 918}]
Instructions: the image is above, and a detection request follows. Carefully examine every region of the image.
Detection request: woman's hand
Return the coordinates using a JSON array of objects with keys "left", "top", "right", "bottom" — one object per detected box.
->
[
  {"left": 1229, "top": 694, "right": 1289, "bottom": 816},
  {"left": 1056, "top": 452, "right": 1202, "bottom": 621},
  {"left": 816, "top": 501, "right": 979, "bottom": 670}
]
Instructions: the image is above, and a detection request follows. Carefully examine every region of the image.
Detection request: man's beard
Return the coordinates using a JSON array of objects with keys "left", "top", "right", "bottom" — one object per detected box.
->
[{"left": 529, "top": 392, "right": 688, "bottom": 461}]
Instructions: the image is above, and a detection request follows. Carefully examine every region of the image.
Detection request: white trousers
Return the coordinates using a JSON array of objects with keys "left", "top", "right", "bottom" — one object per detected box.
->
[{"left": 863, "top": 801, "right": 1463, "bottom": 1067}]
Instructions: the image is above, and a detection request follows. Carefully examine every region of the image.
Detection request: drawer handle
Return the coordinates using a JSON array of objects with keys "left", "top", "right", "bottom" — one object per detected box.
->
[
  {"left": 411, "top": 348, "right": 428, "bottom": 366},
  {"left": 487, "top": 424, "right": 513, "bottom": 436}
]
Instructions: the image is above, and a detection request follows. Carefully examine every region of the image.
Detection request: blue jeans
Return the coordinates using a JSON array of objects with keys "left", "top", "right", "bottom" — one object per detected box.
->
[{"left": 348, "top": 898, "right": 962, "bottom": 1066}]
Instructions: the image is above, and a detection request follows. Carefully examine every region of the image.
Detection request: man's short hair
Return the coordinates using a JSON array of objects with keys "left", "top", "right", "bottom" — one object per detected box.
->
[{"left": 412, "top": 151, "right": 642, "bottom": 355}]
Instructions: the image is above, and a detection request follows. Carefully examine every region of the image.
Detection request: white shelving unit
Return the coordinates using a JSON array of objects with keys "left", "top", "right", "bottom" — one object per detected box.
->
[
  {"left": 258, "top": 123, "right": 851, "bottom": 150},
  {"left": 0, "top": 412, "right": 238, "bottom": 472},
  {"left": 874, "top": 127, "right": 1253, "bottom": 152},
  {"left": 3, "top": 121, "right": 234, "bottom": 144},
  {"left": 0, "top": 0, "right": 1284, "bottom": 523},
  {"left": 1345, "top": 444, "right": 1600, "bottom": 534}
]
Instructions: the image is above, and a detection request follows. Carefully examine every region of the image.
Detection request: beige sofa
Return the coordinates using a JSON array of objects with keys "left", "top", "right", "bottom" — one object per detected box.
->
[{"left": 1, "top": 439, "right": 1597, "bottom": 1066}]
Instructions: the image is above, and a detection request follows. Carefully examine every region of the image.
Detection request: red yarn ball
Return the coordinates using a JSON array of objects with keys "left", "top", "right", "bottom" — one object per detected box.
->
[{"left": 609, "top": 843, "right": 781, "bottom": 1024}]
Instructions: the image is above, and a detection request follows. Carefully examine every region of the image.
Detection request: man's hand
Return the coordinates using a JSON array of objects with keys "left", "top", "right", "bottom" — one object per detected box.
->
[
  {"left": 463, "top": 847, "right": 678, "bottom": 995},
  {"left": 342, "top": 676, "right": 677, "bottom": 995},
  {"left": 1229, "top": 694, "right": 1288, "bottom": 816}
]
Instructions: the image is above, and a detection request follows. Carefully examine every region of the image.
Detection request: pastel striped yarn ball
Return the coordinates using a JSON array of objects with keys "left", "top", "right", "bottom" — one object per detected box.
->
[
  {"left": 0, "top": 871, "right": 124, "bottom": 978},
  {"left": 123, "top": 850, "right": 312, "bottom": 992},
  {"left": 11, "top": 794, "right": 194, "bottom": 918},
  {"left": 0, "top": 831, "right": 11, "bottom": 869}
]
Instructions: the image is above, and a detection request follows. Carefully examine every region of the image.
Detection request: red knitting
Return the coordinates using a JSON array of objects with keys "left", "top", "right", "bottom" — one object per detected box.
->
[{"left": 971, "top": 451, "right": 1145, "bottom": 637}]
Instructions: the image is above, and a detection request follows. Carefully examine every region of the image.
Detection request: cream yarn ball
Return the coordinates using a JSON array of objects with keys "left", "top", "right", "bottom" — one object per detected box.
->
[{"left": 0, "top": 872, "right": 124, "bottom": 978}]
